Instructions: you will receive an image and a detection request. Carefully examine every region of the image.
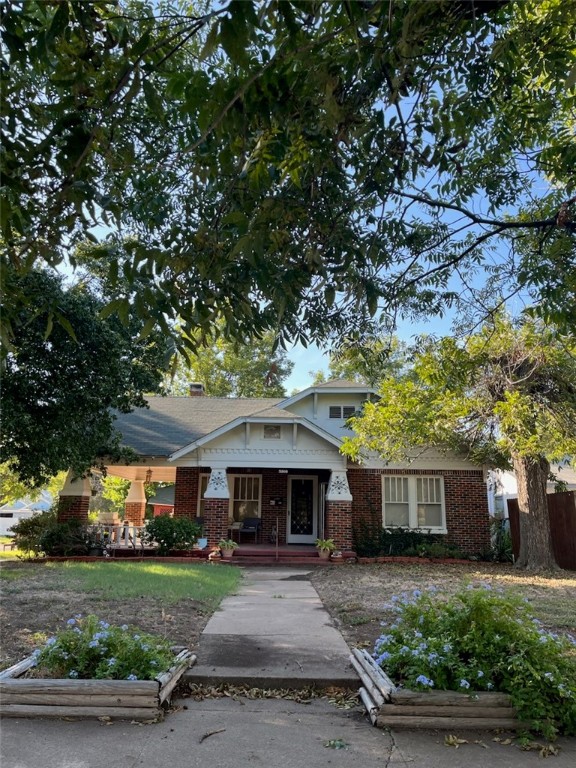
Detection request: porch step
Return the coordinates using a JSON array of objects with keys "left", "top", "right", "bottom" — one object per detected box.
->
[{"left": 228, "top": 547, "right": 356, "bottom": 567}]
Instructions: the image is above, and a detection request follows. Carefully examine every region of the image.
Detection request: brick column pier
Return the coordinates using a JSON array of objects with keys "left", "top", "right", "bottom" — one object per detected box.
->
[
  {"left": 325, "top": 470, "right": 353, "bottom": 551},
  {"left": 203, "top": 469, "right": 230, "bottom": 547},
  {"left": 124, "top": 480, "right": 146, "bottom": 525},
  {"left": 58, "top": 471, "right": 91, "bottom": 524}
]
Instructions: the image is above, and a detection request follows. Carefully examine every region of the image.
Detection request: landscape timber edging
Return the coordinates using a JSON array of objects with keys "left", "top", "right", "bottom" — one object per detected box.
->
[
  {"left": 0, "top": 649, "right": 195, "bottom": 721},
  {"left": 351, "top": 648, "right": 522, "bottom": 730}
]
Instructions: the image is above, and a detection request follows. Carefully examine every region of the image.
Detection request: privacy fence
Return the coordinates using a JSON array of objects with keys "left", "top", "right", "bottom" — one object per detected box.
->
[{"left": 508, "top": 491, "right": 576, "bottom": 570}]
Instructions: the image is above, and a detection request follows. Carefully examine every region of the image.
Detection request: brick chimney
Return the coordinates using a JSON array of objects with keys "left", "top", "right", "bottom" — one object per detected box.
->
[{"left": 189, "top": 383, "right": 205, "bottom": 396}]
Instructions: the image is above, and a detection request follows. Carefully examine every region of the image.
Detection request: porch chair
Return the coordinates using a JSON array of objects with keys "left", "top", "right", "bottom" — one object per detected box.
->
[{"left": 239, "top": 517, "right": 261, "bottom": 543}]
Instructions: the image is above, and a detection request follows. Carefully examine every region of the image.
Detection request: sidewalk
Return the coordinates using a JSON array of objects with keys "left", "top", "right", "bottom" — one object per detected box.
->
[{"left": 184, "top": 566, "right": 358, "bottom": 688}]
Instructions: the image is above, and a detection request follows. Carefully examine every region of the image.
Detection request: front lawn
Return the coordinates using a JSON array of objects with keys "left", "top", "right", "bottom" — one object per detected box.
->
[{"left": 0, "top": 561, "right": 241, "bottom": 669}]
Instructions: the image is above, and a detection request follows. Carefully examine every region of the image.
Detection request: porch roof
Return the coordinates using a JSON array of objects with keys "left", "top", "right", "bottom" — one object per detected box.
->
[{"left": 113, "top": 396, "right": 285, "bottom": 457}]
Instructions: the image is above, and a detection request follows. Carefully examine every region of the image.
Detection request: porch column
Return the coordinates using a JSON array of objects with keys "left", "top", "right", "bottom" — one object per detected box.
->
[
  {"left": 58, "top": 470, "right": 91, "bottom": 524},
  {"left": 325, "top": 470, "right": 353, "bottom": 550},
  {"left": 124, "top": 480, "right": 146, "bottom": 525},
  {"left": 203, "top": 468, "right": 229, "bottom": 547}
]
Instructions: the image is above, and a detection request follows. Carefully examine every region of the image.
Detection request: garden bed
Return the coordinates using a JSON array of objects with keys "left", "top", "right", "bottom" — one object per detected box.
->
[
  {"left": 0, "top": 649, "right": 195, "bottom": 721},
  {"left": 351, "top": 649, "right": 521, "bottom": 731}
]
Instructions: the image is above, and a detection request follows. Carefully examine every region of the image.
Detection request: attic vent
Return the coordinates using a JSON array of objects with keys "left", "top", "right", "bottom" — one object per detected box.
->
[{"left": 329, "top": 406, "right": 356, "bottom": 419}]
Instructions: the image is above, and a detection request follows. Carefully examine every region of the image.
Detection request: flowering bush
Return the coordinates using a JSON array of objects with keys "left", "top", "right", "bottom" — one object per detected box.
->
[
  {"left": 32, "top": 615, "right": 175, "bottom": 681},
  {"left": 373, "top": 585, "right": 576, "bottom": 739}
]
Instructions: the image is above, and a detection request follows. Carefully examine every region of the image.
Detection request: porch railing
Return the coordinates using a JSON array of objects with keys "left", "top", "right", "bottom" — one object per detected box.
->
[{"left": 90, "top": 524, "right": 155, "bottom": 553}]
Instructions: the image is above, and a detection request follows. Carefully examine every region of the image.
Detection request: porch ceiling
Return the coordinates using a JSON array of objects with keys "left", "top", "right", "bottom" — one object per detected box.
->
[{"left": 104, "top": 462, "right": 176, "bottom": 483}]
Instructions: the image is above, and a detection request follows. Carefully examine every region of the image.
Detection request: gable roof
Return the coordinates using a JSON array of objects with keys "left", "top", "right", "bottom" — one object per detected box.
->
[
  {"left": 169, "top": 410, "right": 343, "bottom": 460},
  {"left": 114, "top": 396, "right": 283, "bottom": 457},
  {"left": 280, "top": 378, "right": 376, "bottom": 408}
]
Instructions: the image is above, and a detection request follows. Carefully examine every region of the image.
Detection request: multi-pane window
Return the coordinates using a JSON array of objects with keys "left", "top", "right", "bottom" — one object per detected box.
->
[
  {"left": 383, "top": 475, "right": 446, "bottom": 530},
  {"left": 231, "top": 475, "right": 261, "bottom": 521},
  {"left": 198, "top": 473, "right": 261, "bottom": 522},
  {"left": 329, "top": 406, "right": 356, "bottom": 419}
]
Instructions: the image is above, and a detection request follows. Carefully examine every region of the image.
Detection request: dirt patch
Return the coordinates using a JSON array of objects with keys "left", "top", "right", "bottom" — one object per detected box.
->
[
  {"left": 310, "top": 562, "right": 576, "bottom": 651},
  {"left": 0, "top": 562, "right": 210, "bottom": 669}
]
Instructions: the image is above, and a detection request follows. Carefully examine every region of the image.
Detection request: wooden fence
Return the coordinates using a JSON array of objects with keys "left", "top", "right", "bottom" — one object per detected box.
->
[{"left": 508, "top": 491, "right": 576, "bottom": 570}]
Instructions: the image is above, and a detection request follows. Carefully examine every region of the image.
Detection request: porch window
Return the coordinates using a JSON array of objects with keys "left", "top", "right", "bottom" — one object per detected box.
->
[
  {"left": 197, "top": 474, "right": 209, "bottom": 518},
  {"left": 382, "top": 475, "right": 446, "bottom": 531},
  {"left": 231, "top": 475, "right": 261, "bottom": 522},
  {"left": 197, "top": 473, "right": 262, "bottom": 522}
]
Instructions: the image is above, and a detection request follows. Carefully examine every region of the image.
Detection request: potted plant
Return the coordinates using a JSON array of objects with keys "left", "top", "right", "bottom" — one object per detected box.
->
[
  {"left": 218, "top": 539, "right": 238, "bottom": 559},
  {"left": 315, "top": 538, "right": 336, "bottom": 560}
]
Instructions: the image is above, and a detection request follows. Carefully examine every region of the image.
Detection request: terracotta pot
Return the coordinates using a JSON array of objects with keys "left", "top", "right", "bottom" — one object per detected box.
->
[
  {"left": 221, "top": 548, "right": 235, "bottom": 559},
  {"left": 317, "top": 549, "right": 331, "bottom": 560}
]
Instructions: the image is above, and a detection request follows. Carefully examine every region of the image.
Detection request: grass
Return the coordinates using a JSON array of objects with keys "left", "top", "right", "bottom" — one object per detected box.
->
[{"left": 26, "top": 561, "right": 242, "bottom": 606}]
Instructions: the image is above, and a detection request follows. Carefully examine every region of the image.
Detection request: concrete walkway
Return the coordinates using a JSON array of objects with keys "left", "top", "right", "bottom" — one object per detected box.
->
[{"left": 185, "top": 567, "right": 358, "bottom": 688}]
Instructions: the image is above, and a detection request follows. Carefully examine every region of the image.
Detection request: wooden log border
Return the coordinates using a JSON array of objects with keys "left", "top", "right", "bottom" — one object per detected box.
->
[
  {"left": 350, "top": 649, "right": 522, "bottom": 731},
  {"left": 0, "top": 649, "right": 196, "bottom": 721}
]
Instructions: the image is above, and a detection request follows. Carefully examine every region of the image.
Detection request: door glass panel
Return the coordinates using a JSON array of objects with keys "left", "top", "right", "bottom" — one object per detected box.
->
[{"left": 290, "top": 479, "right": 314, "bottom": 535}]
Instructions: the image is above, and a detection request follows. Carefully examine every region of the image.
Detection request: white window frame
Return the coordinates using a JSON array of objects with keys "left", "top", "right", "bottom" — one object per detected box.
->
[
  {"left": 198, "top": 473, "right": 262, "bottom": 522},
  {"left": 329, "top": 405, "right": 357, "bottom": 419},
  {"left": 382, "top": 475, "right": 447, "bottom": 533}
]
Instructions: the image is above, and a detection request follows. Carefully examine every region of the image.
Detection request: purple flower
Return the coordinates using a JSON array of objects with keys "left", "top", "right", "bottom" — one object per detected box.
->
[
  {"left": 415, "top": 675, "right": 434, "bottom": 687},
  {"left": 460, "top": 679, "right": 470, "bottom": 690},
  {"left": 127, "top": 674, "right": 138, "bottom": 681}
]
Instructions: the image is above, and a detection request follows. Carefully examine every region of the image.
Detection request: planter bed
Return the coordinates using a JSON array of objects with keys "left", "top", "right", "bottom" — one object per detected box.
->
[
  {"left": 350, "top": 648, "right": 521, "bottom": 731},
  {"left": 0, "top": 649, "right": 195, "bottom": 721}
]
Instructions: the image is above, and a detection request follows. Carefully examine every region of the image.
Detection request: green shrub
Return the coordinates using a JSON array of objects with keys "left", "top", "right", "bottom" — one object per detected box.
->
[
  {"left": 144, "top": 515, "right": 201, "bottom": 555},
  {"left": 373, "top": 585, "right": 576, "bottom": 739},
  {"left": 9, "top": 509, "right": 57, "bottom": 557},
  {"left": 33, "top": 614, "right": 175, "bottom": 680},
  {"left": 352, "top": 521, "right": 452, "bottom": 558},
  {"left": 39, "top": 519, "right": 97, "bottom": 556}
]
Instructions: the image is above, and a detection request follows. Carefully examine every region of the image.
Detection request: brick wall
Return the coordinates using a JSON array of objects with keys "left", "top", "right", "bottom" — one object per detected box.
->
[
  {"left": 57, "top": 495, "right": 90, "bottom": 524},
  {"left": 325, "top": 501, "right": 353, "bottom": 550},
  {"left": 348, "top": 467, "right": 490, "bottom": 554},
  {"left": 124, "top": 501, "right": 146, "bottom": 525},
  {"left": 203, "top": 498, "right": 229, "bottom": 547},
  {"left": 173, "top": 467, "right": 205, "bottom": 518}
]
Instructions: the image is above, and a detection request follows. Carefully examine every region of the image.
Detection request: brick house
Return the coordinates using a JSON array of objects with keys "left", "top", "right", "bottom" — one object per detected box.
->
[{"left": 58, "top": 380, "right": 490, "bottom": 553}]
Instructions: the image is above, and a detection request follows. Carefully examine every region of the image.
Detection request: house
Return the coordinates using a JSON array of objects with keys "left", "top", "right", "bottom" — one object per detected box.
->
[
  {"left": 57, "top": 381, "right": 490, "bottom": 553},
  {"left": 0, "top": 492, "right": 52, "bottom": 537},
  {"left": 488, "top": 463, "right": 576, "bottom": 519},
  {"left": 148, "top": 485, "right": 175, "bottom": 517}
]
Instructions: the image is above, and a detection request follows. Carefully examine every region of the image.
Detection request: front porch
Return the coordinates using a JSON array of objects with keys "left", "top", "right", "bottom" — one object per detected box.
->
[{"left": 86, "top": 523, "right": 355, "bottom": 564}]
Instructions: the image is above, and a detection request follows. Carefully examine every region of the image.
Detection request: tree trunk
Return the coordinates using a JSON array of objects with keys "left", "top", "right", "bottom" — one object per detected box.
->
[{"left": 513, "top": 454, "right": 558, "bottom": 570}]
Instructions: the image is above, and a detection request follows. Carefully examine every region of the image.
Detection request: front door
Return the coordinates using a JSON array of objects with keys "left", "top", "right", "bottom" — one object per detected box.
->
[{"left": 287, "top": 476, "right": 318, "bottom": 544}]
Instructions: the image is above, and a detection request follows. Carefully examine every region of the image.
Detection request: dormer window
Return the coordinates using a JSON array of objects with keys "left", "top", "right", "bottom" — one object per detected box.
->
[
  {"left": 329, "top": 406, "right": 356, "bottom": 419},
  {"left": 263, "top": 424, "right": 281, "bottom": 439}
]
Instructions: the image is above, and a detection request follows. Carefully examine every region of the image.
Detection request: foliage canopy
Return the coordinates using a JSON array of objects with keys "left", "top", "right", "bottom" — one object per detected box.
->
[{"left": 2, "top": 0, "right": 575, "bottom": 361}]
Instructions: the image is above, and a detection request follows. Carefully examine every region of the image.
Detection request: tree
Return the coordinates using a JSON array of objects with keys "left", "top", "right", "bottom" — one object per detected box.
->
[
  {"left": 342, "top": 316, "right": 576, "bottom": 571},
  {"left": 0, "top": 463, "right": 67, "bottom": 505},
  {"left": 166, "top": 323, "right": 294, "bottom": 397},
  {"left": 0, "top": 270, "right": 170, "bottom": 486},
  {"left": 2, "top": 0, "right": 575, "bottom": 362},
  {"left": 311, "top": 332, "right": 409, "bottom": 387}
]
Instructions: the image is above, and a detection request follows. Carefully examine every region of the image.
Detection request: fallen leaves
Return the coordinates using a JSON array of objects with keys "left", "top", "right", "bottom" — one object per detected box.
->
[
  {"left": 324, "top": 739, "right": 349, "bottom": 749},
  {"left": 181, "top": 682, "right": 359, "bottom": 707}
]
